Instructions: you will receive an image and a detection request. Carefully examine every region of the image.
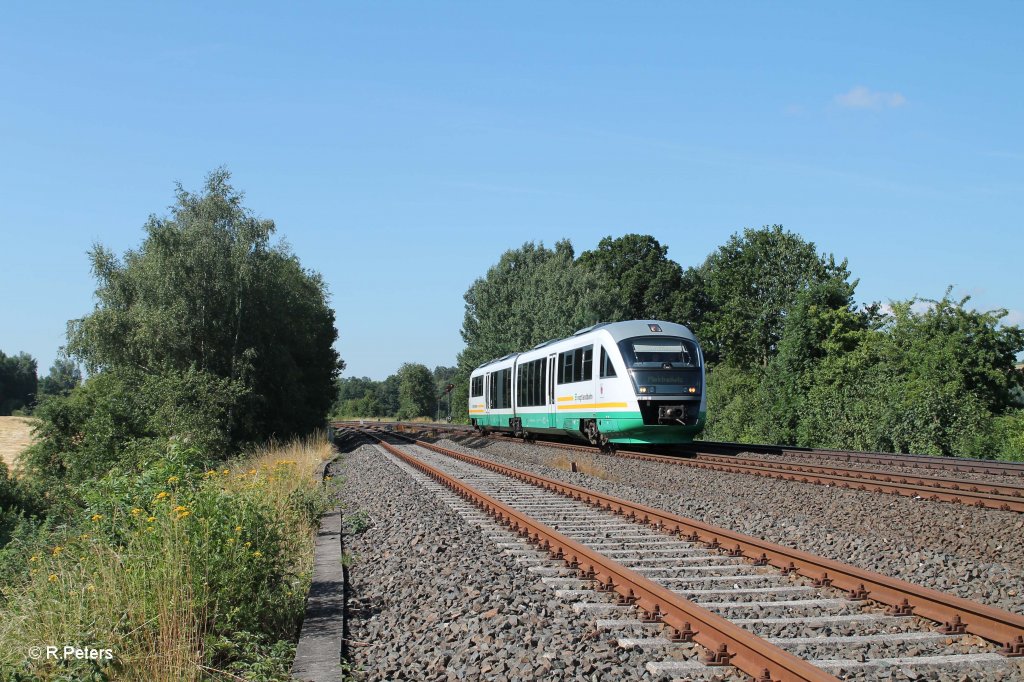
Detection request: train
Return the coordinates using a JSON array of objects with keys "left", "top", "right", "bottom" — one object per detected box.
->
[{"left": 468, "top": 320, "right": 706, "bottom": 446}]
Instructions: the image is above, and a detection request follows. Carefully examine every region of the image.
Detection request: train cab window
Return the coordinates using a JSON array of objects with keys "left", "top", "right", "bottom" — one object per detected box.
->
[
  {"left": 557, "top": 345, "right": 593, "bottom": 384},
  {"left": 599, "top": 347, "right": 617, "bottom": 378},
  {"left": 618, "top": 338, "right": 700, "bottom": 368},
  {"left": 470, "top": 375, "right": 483, "bottom": 398}
]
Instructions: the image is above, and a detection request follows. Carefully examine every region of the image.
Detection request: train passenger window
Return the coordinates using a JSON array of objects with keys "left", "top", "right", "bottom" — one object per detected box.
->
[
  {"left": 558, "top": 345, "right": 593, "bottom": 383},
  {"left": 490, "top": 369, "right": 512, "bottom": 409},
  {"left": 600, "top": 347, "right": 617, "bottom": 378},
  {"left": 559, "top": 350, "right": 574, "bottom": 384},
  {"left": 470, "top": 375, "right": 484, "bottom": 397},
  {"left": 581, "top": 346, "right": 593, "bottom": 381},
  {"left": 517, "top": 359, "right": 547, "bottom": 406}
]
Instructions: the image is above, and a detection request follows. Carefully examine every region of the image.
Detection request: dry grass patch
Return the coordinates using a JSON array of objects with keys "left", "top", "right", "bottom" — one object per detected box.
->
[
  {"left": 0, "top": 415, "right": 36, "bottom": 472},
  {"left": 546, "top": 453, "right": 618, "bottom": 481}
]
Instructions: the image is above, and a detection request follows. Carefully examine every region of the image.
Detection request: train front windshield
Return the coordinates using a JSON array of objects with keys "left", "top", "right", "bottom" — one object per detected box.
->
[
  {"left": 618, "top": 336, "right": 702, "bottom": 395},
  {"left": 618, "top": 337, "right": 700, "bottom": 369}
]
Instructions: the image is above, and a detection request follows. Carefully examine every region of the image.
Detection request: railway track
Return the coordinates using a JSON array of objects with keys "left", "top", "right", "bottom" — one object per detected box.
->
[
  {"left": 359, "top": 428, "right": 1024, "bottom": 681},
  {"left": 334, "top": 421, "right": 1024, "bottom": 513}
]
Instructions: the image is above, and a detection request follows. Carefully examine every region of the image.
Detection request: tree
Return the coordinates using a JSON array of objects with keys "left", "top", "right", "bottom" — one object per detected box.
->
[
  {"left": 576, "top": 234, "right": 685, "bottom": 322},
  {"left": 65, "top": 168, "right": 341, "bottom": 445},
  {"left": 396, "top": 363, "right": 434, "bottom": 420},
  {"left": 0, "top": 351, "right": 37, "bottom": 415},
  {"left": 692, "top": 225, "right": 855, "bottom": 367},
  {"left": 796, "top": 293, "right": 1024, "bottom": 456},
  {"left": 459, "top": 240, "right": 610, "bottom": 373},
  {"left": 37, "top": 357, "right": 82, "bottom": 400}
]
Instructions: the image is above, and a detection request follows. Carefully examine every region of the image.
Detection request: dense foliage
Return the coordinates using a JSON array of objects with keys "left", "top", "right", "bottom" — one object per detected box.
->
[
  {"left": 445, "top": 226, "right": 1024, "bottom": 459},
  {"left": 1, "top": 170, "right": 342, "bottom": 679},
  {"left": 0, "top": 352, "right": 37, "bottom": 415},
  {"left": 67, "top": 169, "right": 339, "bottom": 448},
  {"left": 331, "top": 365, "right": 457, "bottom": 421}
]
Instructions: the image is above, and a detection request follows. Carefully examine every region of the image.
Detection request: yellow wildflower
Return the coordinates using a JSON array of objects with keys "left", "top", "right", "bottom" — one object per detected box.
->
[
  {"left": 176, "top": 511, "right": 191, "bottom": 520},
  {"left": 90, "top": 514, "right": 103, "bottom": 522},
  {"left": 173, "top": 505, "right": 188, "bottom": 513},
  {"left": 203, "top": 469, "right": 216, "bottom": 478},
  {"left": 147, "top": 516, "right": 156, "bottom": 523},
  {"left": 29, "top": 555, "right": 39, "bottom": 563},
  {"left": 222, "top": 469, "right": 230, "bottom": 475},
  {"left": 86, "top": 584, "right": 95, "bottom": 592},
  {"left": 154, "top": 491, "right": 169, "bottom": 501},
  {"left": 80, "top": 533, "right": 90, "bottom": 540},
  {"left": 52, "top": 546, "right": 63, "bottom": 556},
  {"left": 234, "top": 526, "right": 242, "bottom": 533},
  {"left": 227, "top": 538, "right": 235, "bottom": 544},
  {"left": 252, "top": 551, "right": 262, "bottom": 558},
  {"left": 244, "top": 541, "right": 251, "bottom": 548},
  {"left": 131, "top": 508, "right": 143, "bottom": 516},
  {"left": 48, "top": 574, "right": 57, "bottom": 582},
  {"left": 249, "top": 468, "right": 257, "bottom": 475},
  {"left": 167, "top": 475, "right": 179, "bottom": 484}
]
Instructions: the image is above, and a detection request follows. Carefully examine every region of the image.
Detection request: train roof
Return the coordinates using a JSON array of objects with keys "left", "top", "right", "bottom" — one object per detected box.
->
[
  {"left": 473, "top": 320, "right": 697, "bottom": 371},
  {"left": 575, "top": 320, "right": 697, "bottom": 344}
]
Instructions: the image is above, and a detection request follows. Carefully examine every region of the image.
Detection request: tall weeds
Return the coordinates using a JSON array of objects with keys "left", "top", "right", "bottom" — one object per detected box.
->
[{"left": 0, "top": 436, "right": 335, "bottom": 681}]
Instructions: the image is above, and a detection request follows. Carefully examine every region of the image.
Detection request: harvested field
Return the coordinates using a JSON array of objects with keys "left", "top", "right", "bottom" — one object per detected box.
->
[{"left": 0, "top": 416, "right": 36, "bottom": 471}]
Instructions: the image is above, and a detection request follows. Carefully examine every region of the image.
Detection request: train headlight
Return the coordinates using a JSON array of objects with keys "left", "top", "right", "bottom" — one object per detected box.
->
[
  {"left": 638, "top": 386, "right": 648, "bottom": 394},
  {"left": 688, "top": 387, "right": 697, "bottom": 394}
]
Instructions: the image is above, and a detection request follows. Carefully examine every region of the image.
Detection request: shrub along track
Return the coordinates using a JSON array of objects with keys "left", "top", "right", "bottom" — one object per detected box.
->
[{"left": 363, "top": 428, "right": 1024, "bottom": 681}]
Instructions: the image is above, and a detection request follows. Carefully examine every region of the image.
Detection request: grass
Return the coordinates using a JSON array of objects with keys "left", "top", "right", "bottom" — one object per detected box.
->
[{"left": 0, "top": 436, "right": 336, "bottom": 681}]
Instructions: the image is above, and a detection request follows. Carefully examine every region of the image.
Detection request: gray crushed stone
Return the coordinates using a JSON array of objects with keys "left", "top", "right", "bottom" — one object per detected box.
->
[
  {"left": 433, "top": 435, "right": 1024, "bottom": 618},
  {"left": 337, "top": 443, "right": 742, "bottom": 681}
]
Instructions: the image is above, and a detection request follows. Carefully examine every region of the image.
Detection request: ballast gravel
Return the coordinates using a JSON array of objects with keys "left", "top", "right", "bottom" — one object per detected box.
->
[
  {"left": 433, "top": 435, "right": 1024, "bottom": 618},
  {"left": 337, "top": 443, "right": 726, "bottom": 681}
]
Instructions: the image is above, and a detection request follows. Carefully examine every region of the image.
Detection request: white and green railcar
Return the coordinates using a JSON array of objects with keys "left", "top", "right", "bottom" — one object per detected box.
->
[{"left": 468, "top": 320, "right": 706, "bottom": 446}]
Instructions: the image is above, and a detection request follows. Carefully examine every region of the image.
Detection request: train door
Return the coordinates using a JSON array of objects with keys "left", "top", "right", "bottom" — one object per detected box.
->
[
  {"left": 547, "top": 354, "right": 557, "bottom": 428},
  {"left": 483, "top": 373, "right": 490, "bottom": 425}
]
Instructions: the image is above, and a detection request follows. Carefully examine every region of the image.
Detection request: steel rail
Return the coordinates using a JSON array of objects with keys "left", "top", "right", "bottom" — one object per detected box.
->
[
  {"left": 615, "top": 450, "right": 1024, "bottom": 513},
  {"left": 693, "top": 440, "right": 1024, "bottom": 478},
  {"left": 690, "top": 452, "right": 1024, "bottom": 499},
  {"left": 383, "top": 432, "right": 1024, "bottom": 651},
  {"left": 369, "top": 434, "right": 841, "bottom": 682},
  {"left": 404, "top": 427, "right": 1024, "bottom": 513},
  {"left": 334, "top": 419, "right": 1024, "bottom": 478}
]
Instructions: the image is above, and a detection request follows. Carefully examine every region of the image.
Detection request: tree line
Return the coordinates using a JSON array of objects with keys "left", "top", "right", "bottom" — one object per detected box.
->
[
  {"left": 438, "top": 227, "right": 1023, "bottom": 459},
  {"left": 332, "top": 364, "right": 458, "bottom": 421},
  {"left": 0, "top": 353, "right": 81, "bottom": 416}
]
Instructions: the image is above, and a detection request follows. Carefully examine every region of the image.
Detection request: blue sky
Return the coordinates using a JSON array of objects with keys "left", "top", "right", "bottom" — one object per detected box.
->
[{"left": 2, "top": 2, "right": 1022, "bottom": 380}]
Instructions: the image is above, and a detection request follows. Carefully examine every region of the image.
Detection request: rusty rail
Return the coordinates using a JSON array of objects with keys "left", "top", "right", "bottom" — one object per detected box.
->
[
  {"left": 383, "top": 432, "right": 1024, "bottom": 650},
  {"left": 452, "top": 429, "right": 1024, "bottom": 513},
  {"left": 368, "top": 433, "right": 841, "bottom": 682}
]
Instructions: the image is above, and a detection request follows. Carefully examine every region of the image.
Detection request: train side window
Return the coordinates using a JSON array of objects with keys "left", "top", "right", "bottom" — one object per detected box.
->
[
  {"left": 502, "top": 369, "right": 512, "bottom": 409},
  {"left": 471, "top": 375, "right": 483, "bottom": 397},
  {"left": 558, "top": 351, "right": 573, "bottom": 384},
  {"left": 600, "top": 347, "right": 617, "bottom": 378},
  {"left": 580, "top": 345, "right": 593, "bottom": 381}
]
